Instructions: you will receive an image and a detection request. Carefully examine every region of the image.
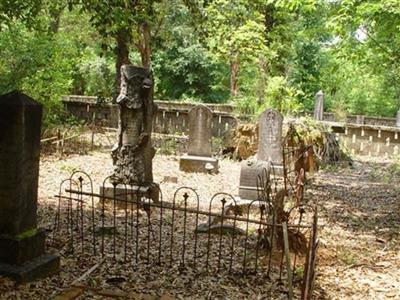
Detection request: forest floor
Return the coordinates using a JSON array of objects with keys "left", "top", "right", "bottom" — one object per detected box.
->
[{"left": 0, "top": 149, "right": 399, "bottom": 299}]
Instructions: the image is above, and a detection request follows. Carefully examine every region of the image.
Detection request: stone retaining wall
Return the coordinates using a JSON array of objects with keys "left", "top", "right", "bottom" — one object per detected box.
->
[{"left": 62, "top": 95, "right": 400, "bottom": 157}]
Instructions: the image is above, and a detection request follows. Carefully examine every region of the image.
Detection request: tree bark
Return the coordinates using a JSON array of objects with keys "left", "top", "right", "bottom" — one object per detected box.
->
[
  {"left": 257, "top": 56, "right": 268, "bottom": 105},
  {"left": 114, "top": 29, "right": 131, "bottom": 100},
  {"left": 138, "top": 22, "right": 151, "bottom": 68},
  {"left": 230, "top": 56, "right": 240, "bottom": 97},
  {"left": 48, "top": 4, "right": 65, "bottom": 34}
]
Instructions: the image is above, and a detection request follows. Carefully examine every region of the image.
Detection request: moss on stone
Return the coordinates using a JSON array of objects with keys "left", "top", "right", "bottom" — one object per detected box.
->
[{"left": 15, "top": 228, "right": 37, "bottom": 240}]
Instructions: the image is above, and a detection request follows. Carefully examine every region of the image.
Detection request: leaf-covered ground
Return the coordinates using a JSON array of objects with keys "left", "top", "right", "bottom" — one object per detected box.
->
[
  {"left": 0, "top": 150, "right": 399, "bottom": 299},
  {"left": 311, "top": 157, "right": 400, "bottom": 299}
]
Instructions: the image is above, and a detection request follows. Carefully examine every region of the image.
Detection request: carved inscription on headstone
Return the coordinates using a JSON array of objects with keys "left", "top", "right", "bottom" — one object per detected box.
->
[
  {"left": 188, "top": 105, "right": 213, "bottom": 157},
  {"left": 257, "top": 109, "right": 283, "bottom": 164}
]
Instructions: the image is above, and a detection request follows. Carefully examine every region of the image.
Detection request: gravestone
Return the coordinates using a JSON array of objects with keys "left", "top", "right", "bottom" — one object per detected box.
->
[
  {"left": 257, "top": 109, "right": 283, "bottom": 164},
  {"left": 314, "top": 90, "right": 324, "bottom": 121},
  {"left": 179, "top": 105, "right": 219, "bottom": 173},
  {"left": 397, "top": 109, "right": 400, "bottom": 127},
  {"left": 0, "top": 91, "right": 59, "bottom": 282},
  {"left": 238, "top": 109, "right": 284, "bottom": 200},
  {"left": 100, "top": 65, "right": 159, "bottom": 204}
]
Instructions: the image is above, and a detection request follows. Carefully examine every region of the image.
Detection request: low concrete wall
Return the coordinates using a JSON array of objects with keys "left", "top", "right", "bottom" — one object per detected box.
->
[
  {"left": 62, "top": 95, "right": 400, "bottom": 157},
  {"left": 328, "top": 122, "right": 400, "bottom": 157},
  {"left": 322, "top": 112, "right": 398, "bottom": 127},
  {"left": 62, "top": 96, "right": 238, "bottom": 140}
]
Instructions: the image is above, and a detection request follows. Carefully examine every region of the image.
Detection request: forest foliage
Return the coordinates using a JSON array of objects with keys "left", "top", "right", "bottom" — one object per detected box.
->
[{"left": 0, "top": 0, "right": 399, "bottom": 125}]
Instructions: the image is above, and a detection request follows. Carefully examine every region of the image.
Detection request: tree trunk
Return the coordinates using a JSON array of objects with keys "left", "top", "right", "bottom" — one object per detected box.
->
[
  {"left": 230, "top": 56, "right": 240, "bottom": 97},
  {"left": 114, "top": 29, "right": 131, "bottom": 100},
  {"left": 138, "top": 22, "right": 151, "bottom": 68},
  {"left": 256, "top": 56, "right": 268, "bottom": 105},
  {"left": 48, "top": 4, "right": 65, "bottom": 34}
]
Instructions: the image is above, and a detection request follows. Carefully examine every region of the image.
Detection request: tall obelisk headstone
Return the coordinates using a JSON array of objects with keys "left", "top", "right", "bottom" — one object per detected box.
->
[
  {"left": 396, "top": 109, "right": 400, "bottom": 127},
  {"left": 179, "top": 104, "right": 219, "bottom": 173},
  {"left": 314, "top": 90, "right": 324, "bottom": 121},
  {"left": 0, "top": 91, "right": 59, "bottom": 282},
  {"left": 238, "top": 109, "right": 284, "bottom": 200},
  {"left": 101, "top": 65, "right": 159, "bottom": 203}
]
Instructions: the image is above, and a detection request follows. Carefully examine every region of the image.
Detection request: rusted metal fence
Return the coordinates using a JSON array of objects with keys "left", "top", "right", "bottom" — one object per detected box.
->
[
  {"left": 51, "top": 170, "right": 318, "bottom": 299},
  {"left": 282, "top": 124, "right": 316, "bottom": 206}
]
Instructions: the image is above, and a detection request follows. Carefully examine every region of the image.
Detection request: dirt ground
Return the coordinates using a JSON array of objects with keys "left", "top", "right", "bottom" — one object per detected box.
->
[{"left": 0, "top": 150, "right": 399, "bottom": 299}]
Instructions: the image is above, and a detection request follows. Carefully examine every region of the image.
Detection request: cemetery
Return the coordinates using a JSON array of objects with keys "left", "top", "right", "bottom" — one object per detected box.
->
[
  {"left": 1, "top": 1, "right": 400, "bottom": 300},
  {"left": 1, "top": 80, "right": 399, "bottom": 299}
]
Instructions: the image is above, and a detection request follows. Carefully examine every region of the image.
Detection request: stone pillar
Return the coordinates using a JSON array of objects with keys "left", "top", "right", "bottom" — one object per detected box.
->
[
  {"left": 0, "top": 91, "right": 59, "bottom": 282},
  {"left": 314, "top": 90, "right": 324, "bottom": 121},
  {"left": 396, "top": 109, "right": 400, "bottom": 127},
  {"left": 179, "top": 105, "right": 219, "bottom": 173}
]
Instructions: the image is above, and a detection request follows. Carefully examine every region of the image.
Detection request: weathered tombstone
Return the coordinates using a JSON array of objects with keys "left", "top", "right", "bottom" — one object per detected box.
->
[
  {"left": 179, "top": 104, "right": 219, "bottom": 173},
  {"left": 0, "top": 91, "right": 59, "bottom": 282},
  {"left": 238, "top": 109, "right": 284, "bottom": 200},
  {"left": 314, "top": 90, "right": 324, "bottom": 121},
  {"left": 100, "top": 65, "right": 159, "bottom": 203},
  {"left": 257, "top": 109, "right": 283, "bottom": 164},
  {"left": 396, "top": 109, "right": 400, "bottom": 127}
]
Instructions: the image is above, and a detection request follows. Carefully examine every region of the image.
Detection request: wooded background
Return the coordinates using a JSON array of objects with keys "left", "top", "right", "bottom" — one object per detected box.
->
[{"left": 1, "top": 0, "right": 399, "bottom": 127}]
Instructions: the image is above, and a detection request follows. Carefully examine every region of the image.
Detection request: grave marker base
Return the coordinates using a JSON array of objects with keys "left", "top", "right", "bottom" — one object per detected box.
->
[
  {"left": 238, "top": 160, "right": 283, "bottom": 201},
  {"left": 0, "top": 253, "right": 59, "bottom": 283},
  {"left": 0, "top": 229, "right": 59, "bottom": 282}
]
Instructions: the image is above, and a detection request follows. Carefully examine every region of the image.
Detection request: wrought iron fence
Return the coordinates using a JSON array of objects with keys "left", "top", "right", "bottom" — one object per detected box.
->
[{"left": 50, "top": 170, "right": 318, "bottom": 299}]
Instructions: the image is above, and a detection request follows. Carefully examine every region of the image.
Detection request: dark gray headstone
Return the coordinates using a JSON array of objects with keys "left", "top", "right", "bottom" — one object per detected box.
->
[
  {"left": 0, "top": 92, "right": 42, "bottom": 235},
  {"left": 0, "top": 91, "right": 59, "bottom": 282},
  {"left": 257, "top": 109, "right": 283, "bottom": 164},
  {"left": 188, "top": 105, "right": 213, "bottom": 157},
  {"left": 314, "top": 90, "right": 324, "bottom": 121}
]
